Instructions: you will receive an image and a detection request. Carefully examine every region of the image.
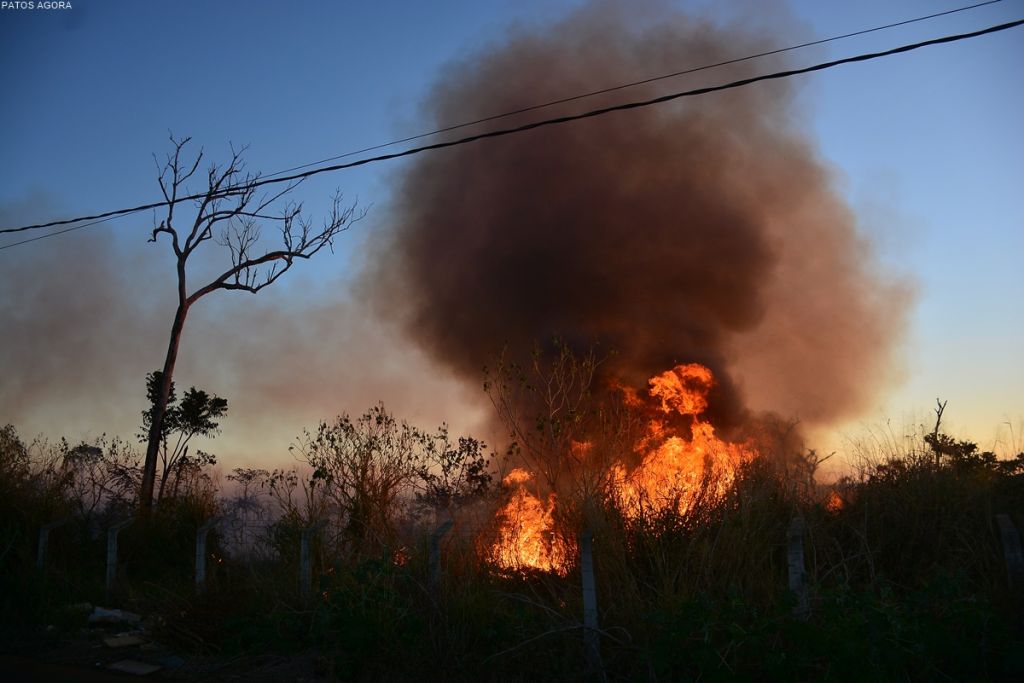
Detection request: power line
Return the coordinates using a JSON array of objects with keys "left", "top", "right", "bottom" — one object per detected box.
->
[
  {"left": 257, "top": 0, "right": 1004, "bottom": 181},
  {"left": 0, "top": 4, "right": 1007, "bottom": 240},
  {"left": 0, "top": 2, "right": 1007, "bottom": 243},
  {"left": 2, "top": 16, "right": 1021, "bottom": 250},
  {"left": 242, "top": 18, "right": 1023, "bottom": 188},
  {"left": 0, "top": 211, "right": 147, "bottom": 251}
]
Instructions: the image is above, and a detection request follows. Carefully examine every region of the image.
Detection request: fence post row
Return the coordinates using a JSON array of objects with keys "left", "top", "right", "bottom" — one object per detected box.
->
[
  {"left": 429, "top": 519, "right": 454, "bottom": 596},
  {"left": 36, "top": 517, "right": 71, "bottom": 569},
  {"left": 579, "top": 531, "right": 605, "bottom": 679},
  {"left": 105, "top": 517, "right": 134, "bottom": 600},
  {"left": 787, "top": 516, "right": 809, "bottom": 619},
  {"left": 995, "top": 513, "right": 1024, "bottom": 589},
  {"left": 300, "top": 519, "right": 328, "bottom": 602},
  {"left": 195, "top": 516, "right": 223, "bottom": 593}
]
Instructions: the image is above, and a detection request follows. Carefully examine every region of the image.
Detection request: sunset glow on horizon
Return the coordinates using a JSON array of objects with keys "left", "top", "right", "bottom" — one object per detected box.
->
[{"left": 1, "top": 0, "right": 1020, "bottom": 475}]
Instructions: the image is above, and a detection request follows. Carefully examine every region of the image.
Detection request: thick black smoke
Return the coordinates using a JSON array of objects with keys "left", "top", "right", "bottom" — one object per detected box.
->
[{"left": 365, "top": 1, "right": 908, "bottom": 430}]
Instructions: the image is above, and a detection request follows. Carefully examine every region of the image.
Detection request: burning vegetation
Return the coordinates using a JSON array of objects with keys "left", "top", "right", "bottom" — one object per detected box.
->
[
  {"left": 609, "top": 364, "right": 755, "bottom": 520},
  {"left": 358, "top": 0, "right": 909, "bottom": 581},
  {"left": 488, "top": 467, "right": 569, "bottom": 575},
  {"left": 487, "top": 360, "right": 760, "bottom": 575}
]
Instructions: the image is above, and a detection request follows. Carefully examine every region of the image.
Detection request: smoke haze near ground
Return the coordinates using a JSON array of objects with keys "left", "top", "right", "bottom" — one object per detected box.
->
[
  {"left": 0, "top": 196, "right": 487, "bottom": 463},
  {"left": 364, "top": 0, "right": 910, "bottom": 431}
]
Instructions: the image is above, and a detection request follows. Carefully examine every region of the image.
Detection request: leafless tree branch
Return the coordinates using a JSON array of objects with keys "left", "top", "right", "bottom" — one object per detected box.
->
[{"left": 139, "top": 136, "right": 364, "bottom": 512}]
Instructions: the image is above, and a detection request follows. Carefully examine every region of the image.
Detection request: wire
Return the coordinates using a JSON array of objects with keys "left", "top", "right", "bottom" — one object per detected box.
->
[
  {"left": 242, "top": 18, "right": 1024, "bottom": 187},
  {"left": 0, "top": 1, "right": 1006, "bottom": 241},
  {"left": 2, "top": 16, "right": 1021, "bottom": 250},
  {"left": 0, "top": 3, "right": 1007, "bottom": 239},
  {"left": 0, "top": 211, "right": 148, "bottom": 250},
  {"left": 257, "top": 0, "right": 1004, "bottom": 181}
]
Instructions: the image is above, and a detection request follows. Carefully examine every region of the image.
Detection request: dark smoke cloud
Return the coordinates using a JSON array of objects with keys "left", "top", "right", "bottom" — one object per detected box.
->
[{"left": 364, "top": 1, "right": 909, "bottom": 430}]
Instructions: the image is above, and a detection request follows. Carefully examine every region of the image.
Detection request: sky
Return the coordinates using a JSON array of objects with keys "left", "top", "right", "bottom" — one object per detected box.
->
[{"left": 1, "top": 0, "right": 1021, "bottom": 472}]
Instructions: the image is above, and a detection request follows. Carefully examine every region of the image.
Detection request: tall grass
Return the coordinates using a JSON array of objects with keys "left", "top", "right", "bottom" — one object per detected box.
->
[{"left": 2, "top": 409, "right": 1023, "bottom": 681}]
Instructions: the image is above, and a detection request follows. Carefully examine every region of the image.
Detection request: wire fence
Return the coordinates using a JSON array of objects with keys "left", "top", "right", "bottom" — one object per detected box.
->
[{"left": 26, "top": 494, "right": 1024, "bottom": 677}]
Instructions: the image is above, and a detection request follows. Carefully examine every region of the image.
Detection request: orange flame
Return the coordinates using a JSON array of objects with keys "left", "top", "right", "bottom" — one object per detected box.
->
[
  {"left": 488, "top": 363, "right": 755, "bottom": 574},
  {"left": 648, "top": 363, "right": 714, "bottom": 416},
  {"left": 612, "top": 365, "right": 753, "bottom": 517},
  {"left": 488, "top": 469, "right": 571, "bottom": 575}
]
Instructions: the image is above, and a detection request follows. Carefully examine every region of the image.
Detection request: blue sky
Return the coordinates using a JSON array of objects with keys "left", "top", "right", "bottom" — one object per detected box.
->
[{"left": 1, "top": 0, "right": 1021, "bottom": 465}]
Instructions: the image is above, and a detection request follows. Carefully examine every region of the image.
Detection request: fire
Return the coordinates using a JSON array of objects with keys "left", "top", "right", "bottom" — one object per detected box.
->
[
  {"left": 648, "top": 363, "right": 714, "bottom": 416},
  {"left": 611, "top": 423, "right": 750, "bottom": 518},
  {"left": 613, "top": 364, "right": 754, "bottom": 517},
  {"left": 487, "top": 363, "right": 755, "bottom": 574},
  {"left": 488, "top": 469, "right": 571, "bottom": 575},
  {"left": 825, "top": 490, "right": 844, "bottom": 513}
]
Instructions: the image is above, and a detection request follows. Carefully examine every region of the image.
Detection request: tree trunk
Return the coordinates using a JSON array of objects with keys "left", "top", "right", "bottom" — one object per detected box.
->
[
  {"left": 156, "top": 458, "right": 170, "bottom": 506},
  {"left": 141, "top": 301, "right": 189, "bottom": 513}
]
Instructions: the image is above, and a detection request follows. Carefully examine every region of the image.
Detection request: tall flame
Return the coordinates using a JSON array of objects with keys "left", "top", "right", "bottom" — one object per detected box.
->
[
  {"left": 488, "top": 468, "right": 571, "bottom": 576},
  {"left": 613, "top": 364, "right": 754, "bottom": 518},
  {"left": 488, "top": 363, "right": 756, "bottom": 575}
]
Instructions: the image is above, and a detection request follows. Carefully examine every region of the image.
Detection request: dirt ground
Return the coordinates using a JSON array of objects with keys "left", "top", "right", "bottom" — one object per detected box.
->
[{"left": 0, "top": 624, "right": 331, "bottom": 682}]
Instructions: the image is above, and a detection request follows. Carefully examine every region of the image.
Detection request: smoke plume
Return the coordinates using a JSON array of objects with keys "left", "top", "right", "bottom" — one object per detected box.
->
[{"left": 365, "top": 1, "right": 909, "bottom": 430}]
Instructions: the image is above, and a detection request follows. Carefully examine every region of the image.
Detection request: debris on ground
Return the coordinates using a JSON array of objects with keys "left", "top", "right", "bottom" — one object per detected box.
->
[
  {"left": 103, "top": 634, "right": 147, "bottom": 648},
  {"left": 108, "top": 659, "right": 162, "bottom": 675},
  {"left": 88, "top": 607, "right": 142, "bottom": 625}
]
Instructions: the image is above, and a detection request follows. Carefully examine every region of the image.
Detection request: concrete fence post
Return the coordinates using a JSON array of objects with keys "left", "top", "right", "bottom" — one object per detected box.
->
[
  {"left": 105, "top": 517, "right": 134, "bottom": 600},
  {"left": 579, "top": 531, "right": 604, "bottom": 679},
  {"left": 787, "top": 516, "right": 809, "bottom": 618},
  {"left": 300, "top": 519, "right": 327, "bottom": 603},
  {"left": 429, "top": 520, "right": 454, "bottom": 596},
  {"left": 37, "top": 517, "right": 71, "bottom": 569},
  {"left": 995, "top": 513, "right": 1024, "bottom": 589},
  {"left": 195, "top": 516, "right": 222, "bottom": 593}
]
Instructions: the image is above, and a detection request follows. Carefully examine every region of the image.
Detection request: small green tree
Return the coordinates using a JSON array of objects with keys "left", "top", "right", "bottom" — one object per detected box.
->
[
  {"left": 296, "top": 405, "right": 421, "bottom": 556},
  {"left": 295, "top": 404, "right": 493, "bottom": 556},
  {"left": 139, "top": 370, "right": 226, "bottom": 504},
  {"left": 61, "top": 436, "right": 140, "bottom": 517},
  {"left": 0, "top": 424, "right": 30, "bottom": 486},
  {"left": 414, "top": 427, "right": 492, "bottom": 516},
  {"left": 922, "top": 398, "right": 1024, "bottom": 474}
]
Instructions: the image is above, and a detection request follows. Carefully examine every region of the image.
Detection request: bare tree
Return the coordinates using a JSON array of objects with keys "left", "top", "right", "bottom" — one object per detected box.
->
[
  {"left": 141, "top": 135, "right": 363, "bottom": 513},
  {"left": 484, "top": 341, "right": 631, "bottom": 499}
]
